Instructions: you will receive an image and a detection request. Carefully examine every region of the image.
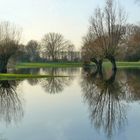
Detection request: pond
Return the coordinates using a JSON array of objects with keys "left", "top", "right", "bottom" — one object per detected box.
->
[{"left": 0, "top": 67, "right": 140, "bottom": 140}]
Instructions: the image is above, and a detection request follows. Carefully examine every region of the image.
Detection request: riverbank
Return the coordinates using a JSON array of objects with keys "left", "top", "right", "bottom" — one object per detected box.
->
[
  {"left": 16, "top": 62, "right": 140, "bottom": 69},
  {"left": 0, "top": 74, "right": 68, "bottom": 80}
]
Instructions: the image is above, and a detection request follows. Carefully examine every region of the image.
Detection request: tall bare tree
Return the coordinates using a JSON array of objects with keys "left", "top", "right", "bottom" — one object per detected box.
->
[
  {"left": 82, "top": 0, "right": 126, "bottom": 71},
  {"left": 42, "top": 33, "right": 69, "bottom": 61},
  {"left": 0, "top": 21, "right": 21, "bottom": 73},
  {"left": 67, "top": 42, "right": 75, "bottom": 61},
  {"left": 25, "top": 40, "right": 40, "bottom": 62}
]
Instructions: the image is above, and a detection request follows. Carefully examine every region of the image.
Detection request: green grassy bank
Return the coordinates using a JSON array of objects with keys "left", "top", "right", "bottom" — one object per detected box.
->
[
  {"left": 117, "top": 62, "right": 140, "bottom": 68},
  {"left": 0, "top": 74, "right": 68, "bottom": 80},
  {"left": 16, "top": 62, "right": 140, "bottom": 69},
  {"left": 0, "top": 61, "right": 139, "bottom": 80},
  {"left": 103, "top": 62, "right": 140, "bottom": 69},
  {"left": 16, "top": 62, "right": 82, "bottom": 68}
]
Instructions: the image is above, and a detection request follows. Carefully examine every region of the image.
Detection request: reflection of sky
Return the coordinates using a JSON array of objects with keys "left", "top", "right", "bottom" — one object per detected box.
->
[
  {"left": 0, "top": 79, "right": 98, "bottom": 140},
  {"left": 0, "top": 75, "right": 139, "bottom": 140},
  {"left": 107, "top": 102, "right": 140, "bottom": 140},
  {"left": 0, "top": 0, "right": 139, "bottom": 48}
]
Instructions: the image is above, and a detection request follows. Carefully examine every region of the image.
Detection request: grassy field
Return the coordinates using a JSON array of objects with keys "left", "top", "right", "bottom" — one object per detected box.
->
[
  {"left": 0, "top": 61, "right": 139, "bottom": 80},
  {"left": 0, "top": 74, "right": 68, "bottom": 80},
  {"left": 103, "top": 62, "right": 140, "bottom": 69},
  {"left": 16, "top": 62, "right": 140, "bottom": 69},
  {"left": 16, "top": 62, "right": 82, "bottom": 68},
  {"left": 117, "top": 62, "right": 140, "bottom": 68}
]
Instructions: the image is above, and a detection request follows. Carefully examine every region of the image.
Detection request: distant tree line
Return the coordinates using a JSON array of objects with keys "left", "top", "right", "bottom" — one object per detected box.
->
[
  {"left": 122, "top": 24, "right": 140, "bottom": 61},
  {"left": 13, "top": 32, "right": 81, "bottom": 64},
  {"left": 0, "top": 0, "right": 139, "bottom": 73},
  {"left": 0, "top": 22, "right": 82, "bottom": 73}
]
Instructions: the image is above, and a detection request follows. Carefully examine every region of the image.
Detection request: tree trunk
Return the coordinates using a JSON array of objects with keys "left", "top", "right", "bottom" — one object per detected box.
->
[
  {"left": 97, "top": 59, "right": 103, "bottom": 78},
  {"left": 52, "top": 55, "right": 55, "bottom": 61},
  {"left": 0, "top": 57, "right": 9, "bottom": 73},
  {"left": 90, "top": 58, "right": 98, "bottom": 70},
  {"left": 106, "top": 55, "right": 117, "bottom": 71},
  {"left": 90, "top": 58, "right": 103, "bottom": 77},
  {"left": 98, "top": 60, "right": 103, "bottom": 71}
]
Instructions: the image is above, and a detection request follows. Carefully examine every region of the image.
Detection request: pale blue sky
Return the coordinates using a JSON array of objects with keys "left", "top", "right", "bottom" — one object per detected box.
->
[{"left": 0, "top": 0, "right": 139, "bottom": 48}]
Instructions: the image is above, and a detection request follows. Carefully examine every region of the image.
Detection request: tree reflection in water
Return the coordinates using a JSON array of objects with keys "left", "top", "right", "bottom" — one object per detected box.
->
[
  {"left": 16, "top": 68, "right": 41, "bottom": 86},
  {"left": 81, "top": 68, "right": 127, "bottom": 139},
  {"left": 125, "top": 69, "right": 140, "bottom": 100},
  {"left": 0, "top": 80, "right": 23, "bottom": 125},
  {"left": 40, "top": 68, "right": 75, "bottom": 94},
  {"left": 26, "top": 68, "right": 78, "bottom": 94}
]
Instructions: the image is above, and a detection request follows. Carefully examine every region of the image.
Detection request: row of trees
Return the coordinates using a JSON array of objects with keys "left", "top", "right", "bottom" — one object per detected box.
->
[
  {"left": 16, "top": 33, "right": 81, "bottom": 63},
  {"left": 124, "top": 25, "right": 140, "bottom": 61},
  {"left": 0, "top": 0, "right": 139, "bottom": 73},
  {"left": 81, "top": 0, "right": 140, "bottom": 71},
  {"left": 0, "top": 22, "right": 81, "bottom": 73}
]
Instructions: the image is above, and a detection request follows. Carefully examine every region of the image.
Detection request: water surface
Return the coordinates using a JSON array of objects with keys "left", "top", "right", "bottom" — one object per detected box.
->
[{"left": 0, "top": 68, "right": 140, "bottom": 140}]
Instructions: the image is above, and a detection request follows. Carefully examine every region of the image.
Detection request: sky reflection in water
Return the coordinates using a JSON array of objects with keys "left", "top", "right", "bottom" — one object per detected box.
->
[{"left": 0, "top": 68, "right": 140, "bottom": 140}]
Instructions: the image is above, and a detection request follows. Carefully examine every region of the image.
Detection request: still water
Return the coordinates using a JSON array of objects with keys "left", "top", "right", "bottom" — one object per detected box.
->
[{"left": 0, "top": 67, "right": 140, "bottom": 140}]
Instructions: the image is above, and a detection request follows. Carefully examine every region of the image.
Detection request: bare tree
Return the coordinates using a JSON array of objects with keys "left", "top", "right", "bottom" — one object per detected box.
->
[
  {"left": 0, "top": 21, "right": 21, "bottom": 73},
  {"left": 82, "top": 0, "right": 126, "bottom": 71},
  {"left": 125, "top": 24, "right": 140, "bottom": 61},
  {"left": 25, "top": 40, "right": 40, "bottom": 62},
  {"left": 42, "top": 33, "right": 69, "bottom": 61},
  {"left": 67, "top": 42, "right": 75, "bottom": 61},
  {"left": 82, "top": 31, "right": 103, "bottom": 71}
]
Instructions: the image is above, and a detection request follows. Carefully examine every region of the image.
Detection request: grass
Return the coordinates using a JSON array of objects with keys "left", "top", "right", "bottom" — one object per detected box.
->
[
  {"left": 0, "top": 74, "right": 68, "bottom": 80},
  {"left": 15, "top": 61, "right": 140, "bottom": 69},
  {"left": 102, "top": 62, "right": 140, "bottom": 69},
  {"left": 117, "top": 62, "right": 140, "bottom": 68},
  {"left": 0, "top": 61, "right": 139, "bottom": 80},
  {"left": 16, "top": 62, "right": 82, "bottom": 68}
]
